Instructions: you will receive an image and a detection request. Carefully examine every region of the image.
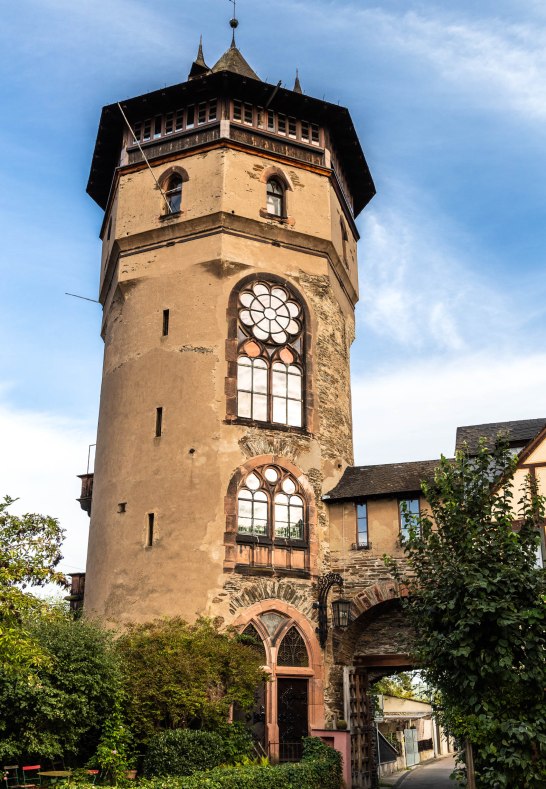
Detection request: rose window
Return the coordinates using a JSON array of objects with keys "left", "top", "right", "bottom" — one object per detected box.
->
[{"left": 239, "top": 282, "right": 301, "bottom": 344}]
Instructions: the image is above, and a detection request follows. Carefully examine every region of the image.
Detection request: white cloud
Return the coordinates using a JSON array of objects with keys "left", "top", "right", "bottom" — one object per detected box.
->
[
  {"left": 0, "top": 397, "right": 93, "bottom": 575},
  {"left": 358, "top": 194, "right": 507, "bottom": 353},
  {"left": 352, "top": 351, "right": 546, "bottom": 465},
  {"left": 287, "top": 1, "right": 546, "bottom": 124},
  {"left": 389, "top": 11, "right": 546, "bottom": 121}
]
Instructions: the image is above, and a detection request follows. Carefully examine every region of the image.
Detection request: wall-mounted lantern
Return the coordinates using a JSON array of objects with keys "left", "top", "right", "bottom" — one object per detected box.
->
[{"left": 314, "top": 572, "right": 352, "bottom": 648}]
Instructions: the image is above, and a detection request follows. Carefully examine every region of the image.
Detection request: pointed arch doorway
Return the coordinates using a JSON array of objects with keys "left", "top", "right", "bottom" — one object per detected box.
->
[{"left": 233, "top": 601, "right": 324, "bottom": 762}]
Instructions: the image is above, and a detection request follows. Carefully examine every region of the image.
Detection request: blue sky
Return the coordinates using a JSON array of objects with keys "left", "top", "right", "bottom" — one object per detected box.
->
[{"left": 1, "top": 0, "right": 545, "bottom": 573}]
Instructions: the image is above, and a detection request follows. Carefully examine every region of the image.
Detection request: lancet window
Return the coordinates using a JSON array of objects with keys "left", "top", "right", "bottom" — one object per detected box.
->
[
  {"left": 236, "top": 280, "right": 304, "bottom": 428},
  {"left": 237, "top": 465, "right": 306, "bottom": 543},
  {"left": 277, "top": 626, "right": 309, "bottom": 667}
]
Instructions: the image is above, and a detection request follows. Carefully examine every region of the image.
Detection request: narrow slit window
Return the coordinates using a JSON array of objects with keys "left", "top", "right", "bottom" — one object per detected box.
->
[
  {"left": 208, "top": 99, "right": 217, "bottom": 121},
  {"left": 106, "top": 218, "right": 112, "bottom": 241},
  {"left": 186, "top": 105, "right": 195, "bottom": 129},
  {"left": 278, "top": 114, "right": 287, "bottom": 135},
  {"left": 288, "top": 117, "right": 297, "bottom": 138},
  {"left": 162, "top": 309, "right": 170, "bottom": 336},
  {"left": 301, "top": 120, "right": 309, "bottom": 142},
  {"left": 198, "top": 102, "right": 207, "bottom": 124},
  {"left": 244, "top": 103, "right": 253, "bottom": 125},
  {"left": 155, "top": 407, "right": 163, "bottom": 437},
  {"left": 267, "top": 110, "right": 275, "bottom": 131},
  {"left": 256, "top": 106, "right": 264, "bottom": 127},
  {"left": 311, "top": 123, "right": 320, "bottom": 144},
  {"left": 143, "top": 119, "right": 152, "bottom": 141},
  {"left": 175, "top": 109, "right": 184, "bottom": 131},
  {"left": 233, "top": 100, "right": 242, "bottom": 121},
  {"left": 146, "top": 513, "right": 155, "bottom": 547},
  {"left": 165, "top": 112, "right": 174, "bottom": 134}
]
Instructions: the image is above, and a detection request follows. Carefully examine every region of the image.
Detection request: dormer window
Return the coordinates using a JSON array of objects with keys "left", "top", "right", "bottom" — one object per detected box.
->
[
  {"left": 267, "top": 178, "right": 284, "bottom": 217},
  {"left": 165, "top": 174, "right": 182, "bottom": 214}
]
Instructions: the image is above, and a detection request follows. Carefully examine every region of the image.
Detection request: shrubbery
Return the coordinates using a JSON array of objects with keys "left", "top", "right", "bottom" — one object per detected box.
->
[
  {"left": 139, "top": 738, "right": 340, "bottom": 789},
  {"left": 142, "top": 725, "right": 253, "bottom": 777}
]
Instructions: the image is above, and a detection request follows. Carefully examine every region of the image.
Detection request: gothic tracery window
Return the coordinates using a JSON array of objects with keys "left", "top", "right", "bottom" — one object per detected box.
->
[
  {"left": 236, "top": 281, "right": 304, "bottom": 428},
  {"left": 237, "top": 465, "right": 306, "bottom": 542},
  {"left": 277, "top": 626, "right": 309, "bottom": 667},
  {"left": 241, "top": 624, "right": 266, "bottom": 659}
]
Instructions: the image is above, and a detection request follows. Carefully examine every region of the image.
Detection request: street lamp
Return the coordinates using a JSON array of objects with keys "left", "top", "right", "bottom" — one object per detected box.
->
[{"left": 314, "top": 572, "right": 352, "bottom": 648}]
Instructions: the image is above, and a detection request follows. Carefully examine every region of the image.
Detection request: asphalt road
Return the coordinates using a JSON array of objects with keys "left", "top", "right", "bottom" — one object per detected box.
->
[{"left": 398, "top": 755, "right": 457, "bottom": 787}]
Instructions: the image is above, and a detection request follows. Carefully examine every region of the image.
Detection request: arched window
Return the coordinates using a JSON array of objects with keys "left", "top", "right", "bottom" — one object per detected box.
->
[
  {"left": 237, "top": 465, "right": 306, "bottom": 543},
  {"left": 277, "top": 626, "right": 309, "bottom": 667},
  {"left": 266, "top": 177, "right": 284, "bottom": 217},
  {"left": 236, "top": 281, "right": 304, "bottom": 428},
  {"left": 241, "top": 624, "right": 266, "bottom": 660},
  {"left": 164, "top": 173, "right": 182, "bottom": 213}
]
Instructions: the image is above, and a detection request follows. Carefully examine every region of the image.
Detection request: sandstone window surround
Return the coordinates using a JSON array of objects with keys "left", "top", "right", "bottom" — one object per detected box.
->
[
  {"left": 232, "top": 279, "right": 305, "bottom": 429},
  {"left": 158, "top": 166, "right": 189, "bottom": 218},
  {"left": 223, "top": 455, "right": 318, "bottom": 578},
  {"left": 237, "top": 464, "right": 306, "bottom": 545}
]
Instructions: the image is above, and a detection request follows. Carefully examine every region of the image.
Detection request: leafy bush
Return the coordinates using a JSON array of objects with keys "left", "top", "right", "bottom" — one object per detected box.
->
[
  {"left": 116, "top": 618, "right": 266, "bottom": 744},
  {"left": 142, "top": 727, "right": 252, "bottom": 777},
  {"left": 0, "top": 610, "right": 124, "bottom": 763},
  {"left": 140, "top": 737, "right": 342, "bottom": 789}
]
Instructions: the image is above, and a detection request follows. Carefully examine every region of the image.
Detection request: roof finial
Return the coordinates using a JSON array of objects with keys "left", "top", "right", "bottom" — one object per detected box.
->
[
  {"left": 229, "top": 0, "right": 239, "bottom": 47},
  {"left": 293, "top": 68, "right": 302, "bottom": 94},
  {"left": 196, "top": 34, "right": 206, "bottom": 66}
]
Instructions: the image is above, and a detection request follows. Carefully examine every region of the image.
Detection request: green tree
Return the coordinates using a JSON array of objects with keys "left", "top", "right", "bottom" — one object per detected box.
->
[
  {"left": 116, "top": 617, "right": 267, "bottom": 745},
  {"left": 0, "top": 610, "right": 125, "bottom": 763},
  {"left": 0, "top": 495, "right": 66, "bottom": 675},
  {"left": 390, "top": 441, "right": 546, "bottom": 787},
  {"left": 374, "top": 671, "right": 421, "bottom": 699}
]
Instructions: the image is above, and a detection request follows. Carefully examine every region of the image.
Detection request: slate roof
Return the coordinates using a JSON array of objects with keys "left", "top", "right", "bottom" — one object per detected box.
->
[
  {"left": 455, "top": 418, "right": 546, "bottom": 455},
  {"left": 324, "top": 459, "right": 443, "bottom": 501},
  {"left": 211, "top": 42, "right": 260, "bottom": 80}
]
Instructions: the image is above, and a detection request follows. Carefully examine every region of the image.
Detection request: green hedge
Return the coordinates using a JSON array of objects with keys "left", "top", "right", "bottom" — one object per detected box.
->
[
  {"left": 139, "top": 738, "right": 342, "bottom": 789},
  {"left": 142, "top": 725, "right": 254, "bottom": 777}
]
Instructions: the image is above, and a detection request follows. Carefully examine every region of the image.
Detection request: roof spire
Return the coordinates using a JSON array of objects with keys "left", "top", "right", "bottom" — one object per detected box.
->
[
  {"left": 229, "top": 0, "right": 239, "bottom": 46},
  {"left": 188, "top": 35, "right": 210, "bottom": 80},
  {"left": 293, "top": 69, "right": 302, "bottom": 94},
  {"left": 196, "top": 35, "right": 206, "bottom": 66}
]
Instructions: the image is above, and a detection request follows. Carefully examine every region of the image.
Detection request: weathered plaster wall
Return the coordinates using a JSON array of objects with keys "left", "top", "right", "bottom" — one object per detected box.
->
[{"left": 85, "top": 143, "right": 358, "bottom": 630}]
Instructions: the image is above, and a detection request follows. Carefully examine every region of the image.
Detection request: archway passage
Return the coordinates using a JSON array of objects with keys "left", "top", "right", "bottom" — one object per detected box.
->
[{"left": 333, "top": 591, "right": 417, "bottom": 789}]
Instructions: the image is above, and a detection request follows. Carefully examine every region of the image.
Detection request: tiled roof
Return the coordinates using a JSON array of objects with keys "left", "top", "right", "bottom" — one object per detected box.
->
[
  {"left": 324, "top": 459, "right": 443, "bottom": 501},
  {"left": 455, "top": 418, "right": 546, "bottom": 454}
]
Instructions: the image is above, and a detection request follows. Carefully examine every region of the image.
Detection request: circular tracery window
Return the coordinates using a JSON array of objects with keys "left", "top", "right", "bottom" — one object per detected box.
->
[{"left": 239, "top": 282, "right": 301, "bottom": 344}]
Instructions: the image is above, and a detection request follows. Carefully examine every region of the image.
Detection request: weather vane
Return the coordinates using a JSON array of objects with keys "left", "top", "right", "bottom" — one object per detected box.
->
[{"left": 228, "top": 0, "right": 239, "bottom": 41}]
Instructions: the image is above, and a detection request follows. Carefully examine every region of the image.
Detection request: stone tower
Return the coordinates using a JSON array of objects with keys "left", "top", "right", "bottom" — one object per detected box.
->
[{"left": 82, "top": 30, "right": 374, "bottom": 758}]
